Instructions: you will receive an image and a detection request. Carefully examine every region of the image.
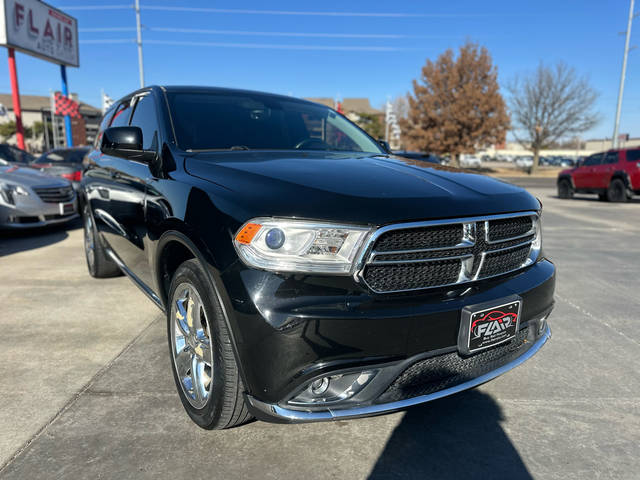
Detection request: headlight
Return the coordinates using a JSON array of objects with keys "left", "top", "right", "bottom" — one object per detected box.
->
[
  {"left": 529, "top": 213, "right": 542, "bottom": 263},
  {"left": 0, "top": 183, "right": 29, "bottom": 205},
  {"left": 233, "top": 218, "right": 372, "bottom": 274}
]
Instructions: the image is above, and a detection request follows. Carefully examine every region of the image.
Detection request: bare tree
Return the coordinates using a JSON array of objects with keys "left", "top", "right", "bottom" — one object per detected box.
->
[
  {"left": 507, "top": 62, "right": 599, "bottom": 173},
  {"left": 392, "top": 95, "right": 409, "bottom": 120},
  {"left": 403, "top": 42, "right": 509, "bottom": 166}
]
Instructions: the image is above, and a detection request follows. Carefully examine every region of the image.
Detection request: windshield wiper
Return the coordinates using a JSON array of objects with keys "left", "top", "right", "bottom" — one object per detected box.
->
[{"left": 186, "top": 146, "right": 251, "bottom": 153}]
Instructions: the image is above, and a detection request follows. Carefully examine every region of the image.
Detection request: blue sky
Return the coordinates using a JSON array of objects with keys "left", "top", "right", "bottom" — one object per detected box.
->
[{"left": 0, "top": 0, "right": 637, "bottom": 139}]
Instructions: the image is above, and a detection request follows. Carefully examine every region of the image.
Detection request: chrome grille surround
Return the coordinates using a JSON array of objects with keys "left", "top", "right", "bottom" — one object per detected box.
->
[
  {"left": 355, "top": 211, "right": 541, "bottom": 294},
  {"left": 32, "top": 186, "right": 75, "bottom": 203}
]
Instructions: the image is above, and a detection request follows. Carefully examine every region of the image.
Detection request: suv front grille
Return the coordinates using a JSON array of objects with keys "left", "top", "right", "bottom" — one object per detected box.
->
[
  {"left": 359, "top": 213, "right": 539, "bottom": 293},
  {"left": 32, "top": 186, "right": 74, "bottom": 203}
]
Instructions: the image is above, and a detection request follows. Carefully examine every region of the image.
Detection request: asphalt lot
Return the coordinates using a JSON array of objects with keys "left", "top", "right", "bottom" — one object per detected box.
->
[{"left": 1, "top": 180, "right": 639, "bottom": 479}]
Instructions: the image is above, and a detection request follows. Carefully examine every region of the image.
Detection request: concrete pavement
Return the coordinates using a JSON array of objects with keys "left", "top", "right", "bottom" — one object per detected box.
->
[{"left": 0, "top": 188, "right": 639, "bottom": 479}]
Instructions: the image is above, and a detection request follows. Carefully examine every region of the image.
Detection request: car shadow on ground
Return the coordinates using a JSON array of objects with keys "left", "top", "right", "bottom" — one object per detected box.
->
[
  {"left": 0, "top": 217, "right": 81, "bottom": 257},
  {"left": 368, "top": 390, "right": 532, "bottom": 480}
]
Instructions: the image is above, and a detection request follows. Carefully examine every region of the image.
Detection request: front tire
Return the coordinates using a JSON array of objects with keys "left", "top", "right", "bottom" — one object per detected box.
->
[
  {"left": 167, "top": 259, "right": 252, "bottom": 429},
  {"left": 557, "top": 179, "right": 574, "bottom": 199},
  {"left": 83, "top": 204, "right": 122, "bottom": 278}
]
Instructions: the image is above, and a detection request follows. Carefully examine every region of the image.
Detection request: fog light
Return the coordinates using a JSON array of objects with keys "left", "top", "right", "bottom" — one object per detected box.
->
[
  {"left": 288, "top": 370, "right": 379, "bottom": 406},
  {"left": 310, "top": 377, "right": 329, "bottom": 396}
]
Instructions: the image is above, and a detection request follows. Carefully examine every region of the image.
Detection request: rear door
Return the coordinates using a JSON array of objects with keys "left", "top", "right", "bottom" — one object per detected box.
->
[
  {"left": 593, "top": 151, "right": 619, "bottom": 189},
  {"left": 573, "top": 153, "right": 603, "bottom": 189},
  {"left": 98, "top": 93, "right": 158, "bottom": 287}
]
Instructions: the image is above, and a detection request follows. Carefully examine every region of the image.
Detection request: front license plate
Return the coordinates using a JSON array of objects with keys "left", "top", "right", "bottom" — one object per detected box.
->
[
  {"left": 458, "top": 296, "right": 521, "bottom": 355},
  {"left": 59, "top": 202, "right": 74, "bottom": 215}
]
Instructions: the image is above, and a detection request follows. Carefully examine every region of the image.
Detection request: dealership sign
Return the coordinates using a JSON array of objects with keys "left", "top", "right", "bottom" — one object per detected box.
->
[{"left": 0, "top": 0, "right": 78, "bottom": 66}]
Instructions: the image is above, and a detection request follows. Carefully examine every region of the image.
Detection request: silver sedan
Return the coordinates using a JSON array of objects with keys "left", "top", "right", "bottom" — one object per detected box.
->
[{"left": 0, "top": 158, "right": 79, "bottom": 229}]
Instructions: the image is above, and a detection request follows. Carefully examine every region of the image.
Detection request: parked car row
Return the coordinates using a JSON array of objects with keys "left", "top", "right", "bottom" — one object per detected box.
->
[
  {"left": 495, "top": 154, "right": 577, "bottom": 167},
  {"left": 0, "top": 144, "right": 87, "bottom": 229}
]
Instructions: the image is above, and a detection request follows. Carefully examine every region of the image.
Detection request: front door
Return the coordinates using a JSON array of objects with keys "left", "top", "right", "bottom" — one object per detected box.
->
[{"left": 573, "top": 153, "right": 603, "bottom": 189}]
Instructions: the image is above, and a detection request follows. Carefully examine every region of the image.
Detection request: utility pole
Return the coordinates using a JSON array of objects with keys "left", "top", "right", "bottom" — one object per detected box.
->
[
  {"left": 613, "top": 0, "right": 634, "bottom": 149},
  {"left": 135, "top": 0, "right": 145, "bottom": 88},
  {"left": 50, "top": 90, "right": 59, "bottom": 149}
]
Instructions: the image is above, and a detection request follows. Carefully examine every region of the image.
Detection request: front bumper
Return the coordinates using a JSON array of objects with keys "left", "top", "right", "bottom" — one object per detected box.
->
[
  {"left": 0, "top": 197, "right": 78, "bottom": 229},
  {"left": 247, "top": 324, "right": 551, "bottom": 422},
  {"left": 221, "top": 258, "right": 555, "bottom": 421}
]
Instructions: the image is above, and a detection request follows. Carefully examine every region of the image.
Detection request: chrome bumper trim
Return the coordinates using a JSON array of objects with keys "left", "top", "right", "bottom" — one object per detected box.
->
[{"left": 246, "top": 325, "right": 551, "bottom": 423}]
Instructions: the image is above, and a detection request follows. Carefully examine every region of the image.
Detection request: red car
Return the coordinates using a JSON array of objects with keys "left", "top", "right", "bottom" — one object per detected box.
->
[{"left": 557, "top": 148, "right": 640, "bottom": 202}]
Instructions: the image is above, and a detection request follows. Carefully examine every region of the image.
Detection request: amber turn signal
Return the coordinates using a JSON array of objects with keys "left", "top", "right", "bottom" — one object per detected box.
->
[{"left": 235, "top": 223, "right": 262, "bottom": 244}]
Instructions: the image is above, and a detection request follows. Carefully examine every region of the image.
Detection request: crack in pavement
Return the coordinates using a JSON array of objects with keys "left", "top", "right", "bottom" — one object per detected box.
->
[{"left": 556, "top": 294, "right": 640, "bottom": 348}]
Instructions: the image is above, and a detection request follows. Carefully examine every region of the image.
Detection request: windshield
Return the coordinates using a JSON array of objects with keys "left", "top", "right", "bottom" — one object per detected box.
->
[
  {"left": 38, "top": 149, "right": 88, "bottom": 164},
  {"left": 166, "top": 91, "right": 384, "bottom": 154},
  {"left": 0, "top": 144, "right": 35, "bottom": 164}
]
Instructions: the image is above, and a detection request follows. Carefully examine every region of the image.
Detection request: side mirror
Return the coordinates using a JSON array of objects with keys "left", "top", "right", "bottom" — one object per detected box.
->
[
  {"left": 101, "top": 126, "right": 156, "bottom": 162},
  {"left": 378, "top": 139, "right": 391, "bottom": 153}
]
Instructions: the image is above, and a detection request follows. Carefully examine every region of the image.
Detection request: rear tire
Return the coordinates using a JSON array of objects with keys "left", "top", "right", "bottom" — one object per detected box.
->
[
  {"left": 167, "top": 259, "right": 252, "bottom": 429},
  {"left": 557, "top": 179, "right": 574, "bottom": 199},
  {"left": 606, "top": 178, "right": 629, "bottom": 203},
  {"left": 83, "top": 204, "right": 122, "bottom": 278}
]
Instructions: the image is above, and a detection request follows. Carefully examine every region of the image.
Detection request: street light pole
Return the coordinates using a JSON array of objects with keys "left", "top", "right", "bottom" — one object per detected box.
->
[
  {"left": 135, "top": 0, "right": 145, "bottom": 88},
  {"left": 613, "top": 0, "right": 634, "bottom": 149}
]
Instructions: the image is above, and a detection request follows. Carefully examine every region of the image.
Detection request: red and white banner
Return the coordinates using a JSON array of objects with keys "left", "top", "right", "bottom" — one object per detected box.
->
[{"left": 0, "top": 0, "right": 79, "bottom": 67}]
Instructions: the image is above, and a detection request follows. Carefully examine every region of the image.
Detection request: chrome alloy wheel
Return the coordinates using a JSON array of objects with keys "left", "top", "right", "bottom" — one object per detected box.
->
[
  {"left": 170, "top": 283, "right": 214, "bottom": 409},
  {"left": 84, "top": 213, "right": 95, "bottom": 270}
]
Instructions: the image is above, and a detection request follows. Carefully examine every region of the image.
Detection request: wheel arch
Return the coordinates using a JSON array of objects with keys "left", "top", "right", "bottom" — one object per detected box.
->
[
  {"left": 610, "top": 171, "right": 631, "bottom": 189},
  {"left": 155, "top": 228, "right": 250, "bottom": 391},
  {"left": 557, "top": 174, "right": 574, "bottom": 188}
]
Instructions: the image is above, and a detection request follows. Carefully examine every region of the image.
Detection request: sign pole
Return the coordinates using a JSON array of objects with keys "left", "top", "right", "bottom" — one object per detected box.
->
[
  {"left": 7, "top": 48, "right": 25, "bottom": 150},
  {"left": 60, "top": 65, "right": 73, "bottom": 147}
]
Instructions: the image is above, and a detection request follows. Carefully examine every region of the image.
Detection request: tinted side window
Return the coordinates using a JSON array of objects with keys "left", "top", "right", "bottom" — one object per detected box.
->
[
  {"left": 604, "top": 152, "right": 619, "bottom": 164},
  {"left": 626, "top": 150, "right": 640, "bottom": 162},
  {"left": 94, "top": 111, "right": 114, "bottom": 148},
  {"left": 109, "top": 101, "right": 133, "bottom": 128},
  {"left": 129, "top": 95, "right": 158, "bottom": 150},
  {"left": 583, "top": 154, "right": 603, "bottom": 166}
]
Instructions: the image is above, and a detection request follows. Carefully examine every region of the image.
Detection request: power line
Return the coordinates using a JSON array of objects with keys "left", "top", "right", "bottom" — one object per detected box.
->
[
  {"left": 80, "top": 39, "right": 135, "bottom": 44},
  {"left": 79, "top": 27, "right": 137, "bottom": 32},
  {"left": 144, "top": 40, "right": 414, "bottom": 51},
  {"left": 147, "top": 27, "right": 459, "bottom": 39},
  {"left": 59, "top": 4, "right": 131, "bottom": 10},
  {"left": 59, "top": 4, "right": 500, "bottom": 17}
]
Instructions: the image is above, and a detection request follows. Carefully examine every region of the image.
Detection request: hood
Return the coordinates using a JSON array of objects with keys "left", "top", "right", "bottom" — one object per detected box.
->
[
  {"left": 185, "top": 151, "right": 540, "bottom": 225},
  {"left": 0, "top": 164, "right": 71, "bottom": 188}
]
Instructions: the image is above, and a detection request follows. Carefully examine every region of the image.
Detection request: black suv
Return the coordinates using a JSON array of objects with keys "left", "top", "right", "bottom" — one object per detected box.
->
[{"left": 81, "top": 86, "right": 555, "bottom": 429}]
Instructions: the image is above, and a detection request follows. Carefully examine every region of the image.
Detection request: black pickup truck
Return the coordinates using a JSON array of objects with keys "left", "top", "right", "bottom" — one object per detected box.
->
[{"left": 81, "top": 86, "right": 554, "bottom": 429}]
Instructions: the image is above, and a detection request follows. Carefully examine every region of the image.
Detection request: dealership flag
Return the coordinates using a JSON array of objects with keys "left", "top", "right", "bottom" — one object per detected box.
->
[{"left": 54, "top": 92, "right": 81, "bottom": 118}]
